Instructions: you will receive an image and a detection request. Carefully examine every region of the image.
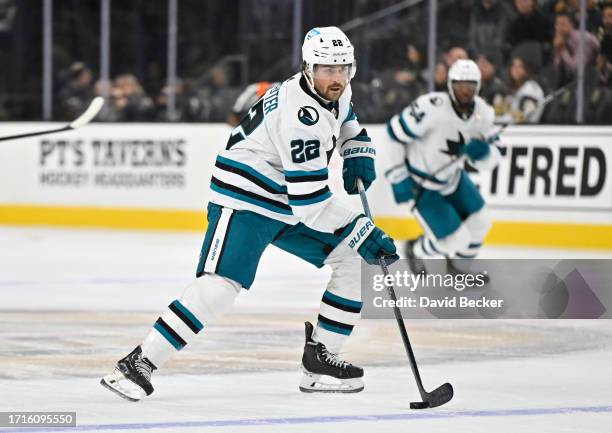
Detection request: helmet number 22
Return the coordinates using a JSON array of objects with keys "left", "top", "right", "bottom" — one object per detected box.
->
[{"left": 332, "top": 39, "right": 343, "bottom": 47}]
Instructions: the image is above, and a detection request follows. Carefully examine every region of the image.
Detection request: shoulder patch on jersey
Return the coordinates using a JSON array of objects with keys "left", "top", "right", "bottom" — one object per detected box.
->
[
  {"left": 298, "top": 106, "right": 319, "bottom": 126},
  {"left": 429, "top": 96, "right": 443, "bottom": 107}
]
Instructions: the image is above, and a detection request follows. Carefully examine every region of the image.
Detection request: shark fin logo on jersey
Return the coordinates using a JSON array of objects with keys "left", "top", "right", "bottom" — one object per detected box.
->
[
  {"left": 442, "top": 131, "right": 466, "bottom": 156},
  {"left": 298, "top": 106, "right": 319, "bottom": 126}
]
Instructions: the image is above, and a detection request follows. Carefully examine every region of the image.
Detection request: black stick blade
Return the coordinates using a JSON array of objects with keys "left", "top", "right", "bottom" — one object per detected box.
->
[
  {"left": 424, "top": 382, "right": 454, "bottom": 408},
  {"left": 410, "top": 401, "right": 430, "bottom": 409}
]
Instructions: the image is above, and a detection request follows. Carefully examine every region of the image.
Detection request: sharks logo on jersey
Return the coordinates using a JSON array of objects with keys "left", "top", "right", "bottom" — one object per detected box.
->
[
  {"left": 442, "top": 132, "right": 466, "bottom": 157},
  {"left": 298, "top": 106, "right": 319, "bottom": 126}
]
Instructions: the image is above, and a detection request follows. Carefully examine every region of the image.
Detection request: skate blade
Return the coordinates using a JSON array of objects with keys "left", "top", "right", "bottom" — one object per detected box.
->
[
  {"left": 299, "top": 372, "right": 364, "bottom": 394},
  {"left": 100, "top": 369, "right": 146, "bottom": 402}
]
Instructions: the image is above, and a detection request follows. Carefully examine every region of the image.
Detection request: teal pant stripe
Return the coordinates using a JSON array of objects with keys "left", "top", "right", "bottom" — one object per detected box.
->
[
  {"left": 323, "top": 290, "right": 363, "bottom": 309},
  {"left": 317, "top": 320, "right": 352, "bottom": 336}
]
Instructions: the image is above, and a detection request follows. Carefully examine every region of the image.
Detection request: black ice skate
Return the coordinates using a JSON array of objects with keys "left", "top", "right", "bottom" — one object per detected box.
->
[
  {"left": 446, "top": 257, "right": 491, "bottom": 286},
  {"left": 406, "top": 237, "right": 427, "bottom": 274},
  {"left": 100, "top": 345, "right": 157, "bottom": 401},
  {"left": 300, "top": 321, "right": 364, "bottom": 393}
]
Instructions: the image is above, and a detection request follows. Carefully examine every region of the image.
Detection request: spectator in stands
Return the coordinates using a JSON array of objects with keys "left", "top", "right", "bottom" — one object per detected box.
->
[
  {"left": 93, "top": 79, "right": 120, "bottom": 122},
  {"left": 597, "top": 2, "right": 612, "bottom": 86},
  {"left": 193, "top": 66, "right": 236, "bottom": 122},
  {"left": 553, "top": 12, "right": 600, "bottom": 84},
  {"left": 468, "top": 0, "right": 515, "bottom": 56},
  {"left": 155, "top": 79, "right": 195, "bottom": 122},
  {"left": 498, "top": 55, "right": 545, "bottom": 123},
  {"left": 58, "top": 62, "right": 94, "bottom": 121},
  {"left": 396, "top": 43, "right": 428, "bottom": 89},
  {"left": 476, "top": 49, "right": 508, "bottom": 114},
  {"left": 506, "top": 0, "right": 553, "bottom": 60},
  {"left": 434, "top": 62, "right": 448, "bottom": 92},
  {"left": 112, "top": 74, "right": 156, "bottom": 121},
  {"left": 378, "top": 43, "right": 429, "bottom": 115},
  {"left": 552, "top": 0, "right": 602, "bottom": 33},
  {"left": 438, "top": 0, "right": 472, "bottom": 50},
  {"left": 443, "top": 46, "right": 469, "bottom": 69}
]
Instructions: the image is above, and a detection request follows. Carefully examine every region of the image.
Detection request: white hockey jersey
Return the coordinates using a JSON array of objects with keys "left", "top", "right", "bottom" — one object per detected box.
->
[
  {"left": 497, "top": 80, "right": 545, "bottom": 124},
  {"left": 210, "top": 72, "right": 367, "bottom": 233},
  {"left": 385, "top": 92, "right": 502, "bottom": 195}
]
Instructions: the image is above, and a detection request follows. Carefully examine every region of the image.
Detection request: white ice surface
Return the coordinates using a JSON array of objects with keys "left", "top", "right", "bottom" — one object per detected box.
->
[{"left": 0, "top": 226, "right": 611, "bottom": 433}]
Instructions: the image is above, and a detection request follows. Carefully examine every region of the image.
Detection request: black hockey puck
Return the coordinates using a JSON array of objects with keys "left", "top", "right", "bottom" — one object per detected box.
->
[{"left": 410, "top": 401, "right": 430, "bottom": 409}]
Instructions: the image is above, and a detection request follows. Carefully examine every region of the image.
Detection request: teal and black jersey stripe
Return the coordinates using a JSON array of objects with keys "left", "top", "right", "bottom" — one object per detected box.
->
[
  {"left": 386, "top": 120, "right": 405, "bottom": 144},
  {"left": 343, "top": 103, "right": 357, "bottom": 124},
  {"left": 215, "top": 156, "right": 287, "bottom": 195},
  {"left": 284, "top": 168, "right": 328, "bottom": 183},
  {"left": 398, "top": 112, "right": 418, "bottom": 139},
  {"left": 288, "top": 186, "right": 331, "bottom": 206},
  {"left": 153, "top": 318, "right": 187, "bottom": 350},
  {"left": 168, "top": 300, "right": 204, "bottom": 334},
  {"left": 211, "top": 176, "right": 293, "bottom": 214}
]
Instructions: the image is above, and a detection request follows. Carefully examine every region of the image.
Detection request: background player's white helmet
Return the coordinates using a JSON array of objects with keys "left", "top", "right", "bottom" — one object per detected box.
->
[
  {"left": 447, "top": 59, "right": 481, "bottom": 105},
  {"left": 302, "top": 26, "right": 356, "bottom": 88}
]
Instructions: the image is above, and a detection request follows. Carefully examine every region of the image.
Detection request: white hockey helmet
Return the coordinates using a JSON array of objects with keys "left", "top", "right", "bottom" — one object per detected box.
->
[
  {"left": 447, "top": 59, "right": 481, "bottom": 105},
  {"left": 302, "top": 26, "right": 356, "bottom": 86}
]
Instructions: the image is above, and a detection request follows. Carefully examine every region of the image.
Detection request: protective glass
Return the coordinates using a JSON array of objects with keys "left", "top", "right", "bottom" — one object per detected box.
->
[
  {"left": 451, "top": 81, "right": 478, "bottom": 93},
  {"left": 313, "top": 64, "right": 352, "bottom": 80}
]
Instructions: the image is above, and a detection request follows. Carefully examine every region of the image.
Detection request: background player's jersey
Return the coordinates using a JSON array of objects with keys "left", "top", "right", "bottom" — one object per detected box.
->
[
  {"left": 210, "top": 72, "right": 366, "bottom": 233},
  {"left": 385, "top": 92, "right": 501, "bottom": 194}
]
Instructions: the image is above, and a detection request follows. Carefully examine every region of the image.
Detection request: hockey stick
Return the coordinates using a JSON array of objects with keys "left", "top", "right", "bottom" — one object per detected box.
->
[
  {"left": 356, "top": 178, "right": 454, "bottom": 409},
  {"left": 0, "top": 97, "right": 104, "bottom": 143}
]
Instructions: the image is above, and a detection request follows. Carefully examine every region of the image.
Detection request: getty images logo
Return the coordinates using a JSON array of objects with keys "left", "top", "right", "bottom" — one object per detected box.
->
[{"left": 348, "top": 220, "right": 373, "bottom": 248}]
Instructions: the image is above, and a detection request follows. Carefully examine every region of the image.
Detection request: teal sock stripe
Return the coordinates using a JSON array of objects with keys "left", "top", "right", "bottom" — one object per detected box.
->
[
  {"left": 153, "top": 320, "right": 185, "bottom": 350},
  {"left": 323, "top": 291, "right": 363, "bottom": 309},
  {"left": 171, "top": 300, "right": 204, "bottom": 332},
  {"left": 317, "top": 320, "right": 352, "bottom": 336}
]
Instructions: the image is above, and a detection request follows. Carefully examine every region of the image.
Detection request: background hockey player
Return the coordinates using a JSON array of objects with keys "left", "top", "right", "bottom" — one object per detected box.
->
[
  {"left": 226, "top": 81, "right": 278, "bottom": 126},
  {"left": 101, "top": 26, "right": 398, "bottom": 401},
  {"left": 384, "top": 59, "right": 501, "bottom": 276}
]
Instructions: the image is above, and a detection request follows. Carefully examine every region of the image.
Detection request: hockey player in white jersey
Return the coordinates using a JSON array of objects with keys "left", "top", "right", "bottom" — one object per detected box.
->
[
  {"left": 384, "top": 59, "right": 501, "bottom": 275},
  {"left": 101, "top": 26, "right": 398, "bottom": 400}
]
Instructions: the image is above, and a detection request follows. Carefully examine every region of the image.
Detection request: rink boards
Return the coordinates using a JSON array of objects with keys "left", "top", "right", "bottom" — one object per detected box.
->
[{"left": 0, "top": 123, "right": 611, "bottom": 248}]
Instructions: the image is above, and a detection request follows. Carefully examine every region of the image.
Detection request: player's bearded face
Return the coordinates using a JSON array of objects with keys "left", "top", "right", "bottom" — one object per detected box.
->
[
  {"left": 452, "top": 81, "right": 477, "bottom": 105},
  {"left": 313, "top": 64, "right": 350, "bottom": 101}
]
